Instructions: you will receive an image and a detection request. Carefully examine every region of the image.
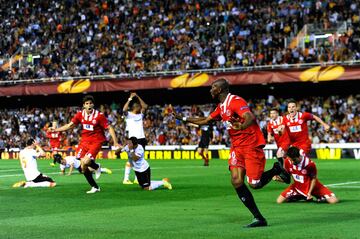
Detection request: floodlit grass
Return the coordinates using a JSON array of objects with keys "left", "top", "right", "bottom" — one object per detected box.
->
[{"left": 0, "top": 159, "right": 359, "bottom": 239}]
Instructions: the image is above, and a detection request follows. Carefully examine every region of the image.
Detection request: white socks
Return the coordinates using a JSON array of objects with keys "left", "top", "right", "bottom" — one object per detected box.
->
[
  {"left": 24, "top": 181, "right": 52, "bottom": 188},
  {"left": 150, "top": 181, "right": 164, "bottom": 190},
  {"left": 124, "top": 163, "right": 131, "bottom": 181}
]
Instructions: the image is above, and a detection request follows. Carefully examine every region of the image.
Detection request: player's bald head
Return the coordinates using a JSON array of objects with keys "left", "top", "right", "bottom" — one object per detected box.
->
[{"left": 212, "top": 78, "right": 229, "bottom": 93}]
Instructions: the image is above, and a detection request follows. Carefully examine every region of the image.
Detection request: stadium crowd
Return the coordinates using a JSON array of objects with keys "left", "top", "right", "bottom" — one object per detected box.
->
[
  {"left": 1, "top": 0, "right": 360, "bottom": 81},
  {"left": 0, "top": 94, "right": 358, "bottom": 152}
]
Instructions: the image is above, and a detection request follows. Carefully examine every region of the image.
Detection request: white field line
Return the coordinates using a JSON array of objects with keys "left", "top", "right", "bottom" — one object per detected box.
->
[
  {"left": 0, "top": 166, "right": 203, "bottom": 178},
  {"left": 0, "top": 169, "right": 22, "bottom": 172},
  {"left": 325, "top": 181, "right": 360, "bottom": 187},
  {"left": 327, "top": 186, "right": 360, "bottom": 188}
]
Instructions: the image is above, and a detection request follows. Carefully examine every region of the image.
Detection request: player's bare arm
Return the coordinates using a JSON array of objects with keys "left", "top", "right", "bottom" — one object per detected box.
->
[
  {"left": 68, "top": 164, "right": 74, "bottom": 176},
  {"left": 123, "top": 92, "right": 136, "bottom": 112},
  {"left": 267, "top": 133, "right": 273, "bottom": 143},
  {"left": 312, "top": 115, "right": 330, "bottom": 131},
  {"left": 49, "top": 122, "right": 75, "bottom": 133},
  {"left": 134, "top": 93, "right": 148, "bottom": 111},
  {"left": 173, "top": 112, "right": 213, "bottom": 125},
  {"left": 307, "top": 177, "right": 317, "bottom": 200},
  {"left": 231, "top": 112, "right": 255, "bottom": 130},
  {"left": 107, "top": 125, "right": 119, "bottom": 147},
  {"left": 34, "top": 141, "right": 46, "bottom": 157}
]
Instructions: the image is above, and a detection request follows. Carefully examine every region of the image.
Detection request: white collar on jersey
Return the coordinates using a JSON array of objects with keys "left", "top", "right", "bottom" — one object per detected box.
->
[
  {"left": 288, "top": 112, "right": 302, "bottom": 123},
  {"left": 220, "top": 93, "right": 235, "bottom": 113},
  {"left": 82, "top": 109, "right": 97, "bottom": 121}
]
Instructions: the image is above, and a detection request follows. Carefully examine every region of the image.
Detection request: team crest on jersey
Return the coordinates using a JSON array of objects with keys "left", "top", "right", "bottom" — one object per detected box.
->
[
  {"left": 92, "top": 120, "right": 97, "bottom": 124},
  {"left": 299, "top": 120, "right": 303, "bottom": 124},
  {"left": 301, "top": 169, "right": 307, "bottom": 174},
  {"left": 226, "top": 110, "right": 231, "bottom": 116}
]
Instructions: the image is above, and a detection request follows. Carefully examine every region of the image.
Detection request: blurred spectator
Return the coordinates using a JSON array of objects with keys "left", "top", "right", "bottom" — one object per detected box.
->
[
  {"left": 1, "top": 0, "right": 360, "bottom": 81},
  {"left": 0, "top": 94, "right": 359, "bottom": 150}
]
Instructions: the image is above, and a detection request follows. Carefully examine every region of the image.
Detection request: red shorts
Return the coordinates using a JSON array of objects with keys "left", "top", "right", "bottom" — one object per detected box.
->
[
  {"left": 281, "top": 183, "right": 335, "bottom": 200},
  {"left": 76, "top": 140, "right": 103, "bottom": 160},
  {"left": 228, "top": 146, "right": 266, "bottom": 184},
  {"left": 50, "top": 143, "right": 61, "bottom": 150}
]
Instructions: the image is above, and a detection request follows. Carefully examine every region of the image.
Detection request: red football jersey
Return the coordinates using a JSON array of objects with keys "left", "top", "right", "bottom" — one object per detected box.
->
[
  {"left": 267, "top": 116, "right": 290, "bottom": 149},
  {"left": 71, "top": 109, "right": 108, "bottom": 143},
  {"left": 283, "top": 112, "right": 313, "bottom": 146},
  {"left": 46, "top": 131, "right": 62, "bottom": 147},
  {"left": 210, "top": 93, "right": 265, "bottom": 148},
  {"left": 284, "top": 156, "right": 321, "bottom": 196}
]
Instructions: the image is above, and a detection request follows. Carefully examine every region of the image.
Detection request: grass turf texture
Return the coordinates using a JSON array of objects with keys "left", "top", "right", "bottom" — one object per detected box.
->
[{"left": 0, "top": 159, "right": 359, "bottom": 239}]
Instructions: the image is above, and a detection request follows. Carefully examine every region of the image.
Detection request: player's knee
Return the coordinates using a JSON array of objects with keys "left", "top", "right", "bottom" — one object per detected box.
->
[
  {"left": 82, "top": 157, "right": 91, "bottom": 166},
  {"left": 143, "top": 186, "right": 150, "bottom": 191},
  {"left": 248, "top": 182, "right": 263, "bottom": 190},
  {"left": 231, "top": 177, "right": 244, "bottom": 188}
]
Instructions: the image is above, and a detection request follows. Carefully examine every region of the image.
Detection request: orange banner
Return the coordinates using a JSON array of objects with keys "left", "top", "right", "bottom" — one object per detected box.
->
[{"left": 0, "top": 65, "right": 359, "bottom": 96}]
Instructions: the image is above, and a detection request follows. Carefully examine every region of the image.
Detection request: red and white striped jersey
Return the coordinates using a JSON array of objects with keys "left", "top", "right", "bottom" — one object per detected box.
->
[
  {"left": 71, "top": 109, "right": 109, "bottom": 143},
  {"left": 283, "top": 112, "right": 313, "bottom": 146},
  {"left": 267, "top": 116, "right": 290, "bottom": 149}
]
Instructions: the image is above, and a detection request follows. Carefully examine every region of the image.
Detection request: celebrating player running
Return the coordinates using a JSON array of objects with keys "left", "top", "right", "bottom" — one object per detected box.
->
[
  {"left": 48, "top": 95, "right": 119, "bottom": 194},
  {"left": 173, "top": 78, "right": 287, "bottom": 227}
]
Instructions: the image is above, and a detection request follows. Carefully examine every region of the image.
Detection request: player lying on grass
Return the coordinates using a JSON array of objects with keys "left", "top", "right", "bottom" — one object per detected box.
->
[
  {"left": 274, "top": 146, "right": 339, "bottom": 204},
  {"left": 53, "top": 154, "right": 112, "bottom": 176},
  {"left": 13, "top": 138, "right": 56, "bottom": 188},
  {"left": 117, "top": 137, "right": 172, "bottom": 191}
]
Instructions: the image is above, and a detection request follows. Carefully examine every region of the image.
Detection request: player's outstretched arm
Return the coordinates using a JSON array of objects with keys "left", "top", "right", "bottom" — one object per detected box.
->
[
  {"left": 50, "top": 122, "right": 75, "bottom": 133},
  {"left": 312, "top": 115, "right": 330, "bottom": 131}
]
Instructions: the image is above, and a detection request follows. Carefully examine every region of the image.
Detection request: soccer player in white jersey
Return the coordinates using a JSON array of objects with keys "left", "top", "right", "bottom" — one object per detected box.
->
[
  {"left": 121, "top": 92, "right": 148, "bottom": 185},
  {"left": 53, "top": 154, "right": 112, "bottom": 176},
  {"left": 13, "top": 139, "right": 56, "bottom": 188},
  {"left": 119, "top": 137, "right": 172, "bottom": 191}
]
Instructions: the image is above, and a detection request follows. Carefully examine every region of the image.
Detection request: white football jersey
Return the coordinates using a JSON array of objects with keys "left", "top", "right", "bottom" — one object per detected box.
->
[
  {"left": 19, "top": 148, "right": 41, "bottom": 181},
  {"left": 59, "top": 156, "right": 81, "bottom": 170},
  {"left": 122, "top": 145, "right": 149, "bottom": 172},
  {"left": 125, "top": 112, "right": 145, "bottom": 139}
]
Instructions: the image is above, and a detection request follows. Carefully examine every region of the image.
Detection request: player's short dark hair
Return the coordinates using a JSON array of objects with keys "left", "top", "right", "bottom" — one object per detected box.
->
[
  {"left": 129, "top": 137, "right": 138, "bottom": 145},
  {"left": 213, "top": 78, "right": 229, "bottom": 92},
  {"left": 287, "top": 99, "right": 297, "bottom": 106},
  {"left": 53, "top": 153, "right": 62, "bottom": 164},
  {"left": 83, "top": 95, "right": 95, "bottom": 104},
  {"left": 286, "top": 146, "right": 300, "bottom": 159},
  {"left": 270, "top": 107, "right": 279, "bottom": 112},
  {"left": 26, "top": 138, "right": 35, "bottom": 146}
]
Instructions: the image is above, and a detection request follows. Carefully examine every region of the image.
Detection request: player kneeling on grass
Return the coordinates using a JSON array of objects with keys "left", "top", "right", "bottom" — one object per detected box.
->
[
  {"left": 274, "top": 146, "right": 338, "bottom": 204},
  {"left": 53, "top": 154, "right": 112, "bottom": 176},
  {"left": 119, "top": 137, "right": 172, "bottom": 191},
  {"left": 13, "top": 139, "right": 56, "bottom": 188}
]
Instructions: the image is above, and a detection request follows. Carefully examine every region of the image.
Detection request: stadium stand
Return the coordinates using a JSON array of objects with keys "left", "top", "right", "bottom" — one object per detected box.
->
[
  {"left": 1, "top": 0, "right": 360, "bottom": 81},
  {"left": 0, "top": 94, "right": 358, "bottom": 150}
]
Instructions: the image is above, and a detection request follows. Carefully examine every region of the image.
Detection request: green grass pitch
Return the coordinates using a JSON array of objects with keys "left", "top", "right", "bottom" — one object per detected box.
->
[{"left": 0, "top": 159, "right": 359, "bottom": 239}]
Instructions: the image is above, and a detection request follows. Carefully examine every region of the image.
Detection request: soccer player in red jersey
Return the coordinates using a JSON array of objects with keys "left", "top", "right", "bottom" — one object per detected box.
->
[
  {"left": 46, "top": 121, "right": 63, "bottom": 166},
  {"left": 267, "top": 108, "right": 291, "bottom": 162},
  {"left": 49, "top": 95, "right": 119, "bottom": 193},
  {"left": 282, "top": 99, "right": 330, "bottom": 156},
  {"left": 174, "top": 79, "right": 286, "bottom": 227},
  {"left": 274, "top": 146, "right": 338, "bottom": 204}
]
